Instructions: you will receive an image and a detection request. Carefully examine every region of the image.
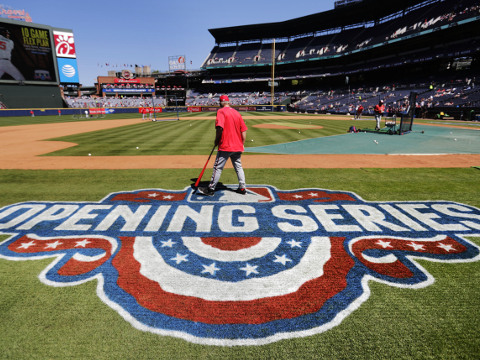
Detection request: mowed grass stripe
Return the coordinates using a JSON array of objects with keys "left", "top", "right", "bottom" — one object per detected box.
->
[
  {"left": 45, "top": 119, "right": 216, "bottom": 156},
  {"left": 43, "top": 116, "right": 387, "bottom": 156}
]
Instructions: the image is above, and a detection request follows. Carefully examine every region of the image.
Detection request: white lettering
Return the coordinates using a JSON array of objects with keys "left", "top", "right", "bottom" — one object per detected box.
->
[
  {"left": 309, "top": 205, "right": 361, "bottom": 232},
  {"left": 95, "top": 205, "right": 151, "bottom": 232},
  {"left": 167, "top": 205, "right": 213, "bottom": 232},
  {"left": 55, "top": 205, "right": 112, "bottom": 231},
  {"left": 432, "top": 204, "right": 480, "bottom": 230},
  {"left": 218, "top": 205, "right": 258, "bottom": 232},
  {"left": 342, "top": 204, "right": 410, "bottom": 232},
  {"left": 379, "top": 204, "right": 427, "bottom": 231},
  {"left": 0, "top": 204, "right": 46, "bottom": 229},
  {"left": 397, "top": 204, "right": 469, "bottom": 231},
  {"left": 272, "top": 205, "right": 318, "bottom": 232},
  {"left": 144, "top": 205, "right": 171, "bottom": 232},
  {"left": 17, "top": 205, "right": 79, "bottom": 230}
]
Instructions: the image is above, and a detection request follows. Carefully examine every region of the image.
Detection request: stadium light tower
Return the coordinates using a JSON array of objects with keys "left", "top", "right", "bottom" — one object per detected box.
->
[{"left": 270, "top": 39, "right": 275, "bottom": 110}]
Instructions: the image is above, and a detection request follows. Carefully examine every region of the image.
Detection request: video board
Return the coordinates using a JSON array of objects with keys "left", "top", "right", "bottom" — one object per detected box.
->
[
  {"left": 0, "top": 19, "right": 57, "bottom": 84},
  {"left": 53, "top": 30, "right": 79, "bottom": 84},
  {"left": 168, "top": 55, "right": 186, "bottom": 72}
]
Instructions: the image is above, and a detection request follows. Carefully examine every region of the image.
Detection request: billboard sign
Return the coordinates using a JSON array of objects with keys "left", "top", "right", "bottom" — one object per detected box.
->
[
  {"left": 168, "top": 55, "right": 186, "bottom": 72},
  {"left": 53, "top": 30, "right": 76, "bottom": 58},
  {"left": 0, "top": 5, "right": 32, "bottom": 22},
  {"left": 103, "top": 88, "right": 154, "bottom": 94},
  {"left": 53, "top": 29, "right": 79, "bottom": 84},
  {"left": 0, "top": 20, "right": 57, "bottom": 84},
  {"left": 57, "top": 57, "right": 79, "bottom": 83}
]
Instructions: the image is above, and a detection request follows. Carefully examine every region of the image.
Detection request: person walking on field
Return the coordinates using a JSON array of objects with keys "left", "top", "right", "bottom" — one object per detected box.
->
[
  {"left": 374, "top": 99, "right": 385, "bottom": 130},
  {"left": 354, "top": 104, "right": 364, "bottom": 120},
  {"left": 198, "top": 95, "right": 248, "bottom": 196}
]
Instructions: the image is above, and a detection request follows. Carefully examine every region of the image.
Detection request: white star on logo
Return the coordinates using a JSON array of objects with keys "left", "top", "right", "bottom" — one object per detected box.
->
[
  {"left": 163, "top": 195, "right": 174, "bottom": 200},
  {"left": 75, "top": 239, "right": 91, "bottom": 247},
  {"left": 437, "top": 243, "right": 456, "bottom": 252},
  {"left": 45, "top": 240, "right": 63, "bottom": 249},
  {"left": 308, "top": 192, "right": 318, "bottom": 197},
  {"left": 287, "top": 239, "right": 302, "bottom": 248},
  {"left": 293, "top": 194, "right": 303, "bottom": 199},
  {"left": 407, "top": 242, "right": 425, "bottom": 251},
  {"left": 273, "top": 254, "right": 292, "bottom": 266},
  {"left": 148, "top": 193, "right": 159, "bottom": 198},
  {"left": 161, "top": 239, "right": 176, "bottom": 248},
  {"left": 376, "top": 240, "right": 393, "bottom": 249},
  {"left": 171, "top": 253, "right": 188, "bottom": 264},
  {"left": 240, "top": 263, "right": 259, "bottom": 276},
  {"left": 202, "top": 262, "right": 220, "bottom": 276},
  {"left": 18, "top": 240, "right": 36, "bottom": 249}
]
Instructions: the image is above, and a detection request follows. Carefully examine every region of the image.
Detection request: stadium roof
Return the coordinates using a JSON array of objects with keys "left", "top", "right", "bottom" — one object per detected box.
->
[{"left": 208, "top": 0, "right": 429, "bottom": 43}]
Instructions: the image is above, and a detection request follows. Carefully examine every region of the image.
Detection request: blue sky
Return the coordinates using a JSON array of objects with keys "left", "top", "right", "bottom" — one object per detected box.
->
[{"left": 10, "top": 0, "right": 335, "bottom": 86}]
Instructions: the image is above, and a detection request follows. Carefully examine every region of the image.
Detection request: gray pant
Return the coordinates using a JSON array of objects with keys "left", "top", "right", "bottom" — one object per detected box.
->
[
  {"left": 209, "top": 151, "right": 246, "bottom": 190},
  {"left": 375, "top": 114, "right": 382, "bottom": 129}
]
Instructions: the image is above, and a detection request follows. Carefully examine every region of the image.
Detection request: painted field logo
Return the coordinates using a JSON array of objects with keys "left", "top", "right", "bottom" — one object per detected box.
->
[{"left": 0, "top": 186, "right": 479, "bottom": 346}]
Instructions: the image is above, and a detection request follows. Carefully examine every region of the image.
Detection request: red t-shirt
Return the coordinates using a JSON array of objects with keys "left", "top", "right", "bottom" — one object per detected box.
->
[
  {"left": 215, "top": 106, "right": 248, "bottom": 152},
  {"left": 374, "top": 104, "right": 385, "bottom": 114}
]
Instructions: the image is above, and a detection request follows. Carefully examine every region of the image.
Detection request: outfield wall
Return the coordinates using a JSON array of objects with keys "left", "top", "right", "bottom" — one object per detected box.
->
[
  {"left": 0, "top": 84, "right": 64, "bottom": 109},
  {"left": 0, "top": 105, "right": 287, "bottom": 117}
]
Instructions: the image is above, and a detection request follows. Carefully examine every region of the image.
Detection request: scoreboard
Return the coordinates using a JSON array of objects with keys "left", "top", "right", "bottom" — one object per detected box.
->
[{"left": 0, "top": 18, "right": 79, "bottom": 85}]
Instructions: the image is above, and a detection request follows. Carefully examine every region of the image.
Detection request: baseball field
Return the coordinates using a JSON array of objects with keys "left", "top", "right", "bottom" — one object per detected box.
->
[{"left": 0, "top": 111, "right": 479, "bottom": 359}]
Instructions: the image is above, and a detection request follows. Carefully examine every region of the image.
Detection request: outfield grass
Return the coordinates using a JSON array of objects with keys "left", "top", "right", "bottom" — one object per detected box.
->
[
  {"left": 42, "top": 116, "right": 374, "bottom": 156},
  {"left": 3, "top": 111, "right": 466, "bottom": 157},
  {"left": 0, "top": 168, "right": 479, "bottom": 359}
]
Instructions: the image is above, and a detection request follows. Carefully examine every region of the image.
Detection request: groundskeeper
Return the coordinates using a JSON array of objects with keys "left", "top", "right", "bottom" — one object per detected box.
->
[{"left": 198, "top": 95, "right": 248, "bottom": 196}]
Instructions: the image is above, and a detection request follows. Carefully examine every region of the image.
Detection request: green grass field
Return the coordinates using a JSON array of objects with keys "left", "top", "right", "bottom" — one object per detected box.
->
[
  {"left": 0, "top": 112, "right": 479, "bottom": 359},
  {"left": 2, "top": 111, "right": 465, "bottom": 156}
]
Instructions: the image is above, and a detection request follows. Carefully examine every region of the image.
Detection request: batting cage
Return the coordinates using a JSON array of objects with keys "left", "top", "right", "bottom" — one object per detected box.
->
[{"left": 362, "top": 92, "right": 417, "bottom": 135}]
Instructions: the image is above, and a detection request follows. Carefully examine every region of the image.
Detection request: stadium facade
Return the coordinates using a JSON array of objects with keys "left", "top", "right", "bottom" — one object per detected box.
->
[
  {"left": 195, "top": 0, "right": 479, "bottom": 118},
  {"left": 0, "top": 0, "right": 479, "bottom": 119},
  {"left": 202, "top": 0, "right": 479, "bottom": 86}
]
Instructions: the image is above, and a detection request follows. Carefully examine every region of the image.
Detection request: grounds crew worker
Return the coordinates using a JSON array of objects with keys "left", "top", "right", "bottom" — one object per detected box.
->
[{"left": 198, "top": 95, "right": 248, "bottom": 196}]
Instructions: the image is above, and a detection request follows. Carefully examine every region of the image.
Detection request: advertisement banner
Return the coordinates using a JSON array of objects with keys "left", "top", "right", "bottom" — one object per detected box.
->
[
  {"left": 0, "top": 21, "right": 56, "bottom": 83},
  {"left": 114, "top": 78, "right": 141, "bottom": 84},
  {"left": 103, "top": 88, "right": 154, "bottom": 94},
  {"left": 187, "top": 106, "right": 202, "bottom": 113},
  {"left": 53, "top": 30, "right": 76, "bottom": 58},
  {"left": 256, "top": 106, "right": 274, "bottom": 112},
  {"left": 89, "top": 108, "right": 106, "bottom": 115},
  {"left": 139, "top": 107, "right": 163, "bottom": 113},
  {"left": 168, "top": 55, "right": 186, "bottom": 72},
  {"left": 0, "top": 5, "right": 32, "bottom": 22},
  {"left": 57, "top": 57, "right": 79, "bottom": 83}
]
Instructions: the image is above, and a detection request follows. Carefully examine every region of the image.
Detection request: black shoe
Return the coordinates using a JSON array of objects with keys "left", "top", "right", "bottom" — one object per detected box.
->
[
  {"left": 236, "top": 187, "right": 247, "bottom": 195},
  {"left": 197, "top": 187, "right": 214, "bottom": 196}
]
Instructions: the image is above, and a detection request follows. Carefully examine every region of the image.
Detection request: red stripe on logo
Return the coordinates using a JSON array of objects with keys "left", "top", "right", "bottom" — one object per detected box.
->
[
  {"left": 113, "top": 237, "right": 354, "bottom": 324},
  {"left": 201, "top": 237, "right": 262, "bottom": 251}
]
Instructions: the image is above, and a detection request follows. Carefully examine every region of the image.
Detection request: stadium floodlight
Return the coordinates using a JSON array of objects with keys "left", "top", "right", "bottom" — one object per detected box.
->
[{"left": 270, "top": 39, "right": 275, "bottom": 111}]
